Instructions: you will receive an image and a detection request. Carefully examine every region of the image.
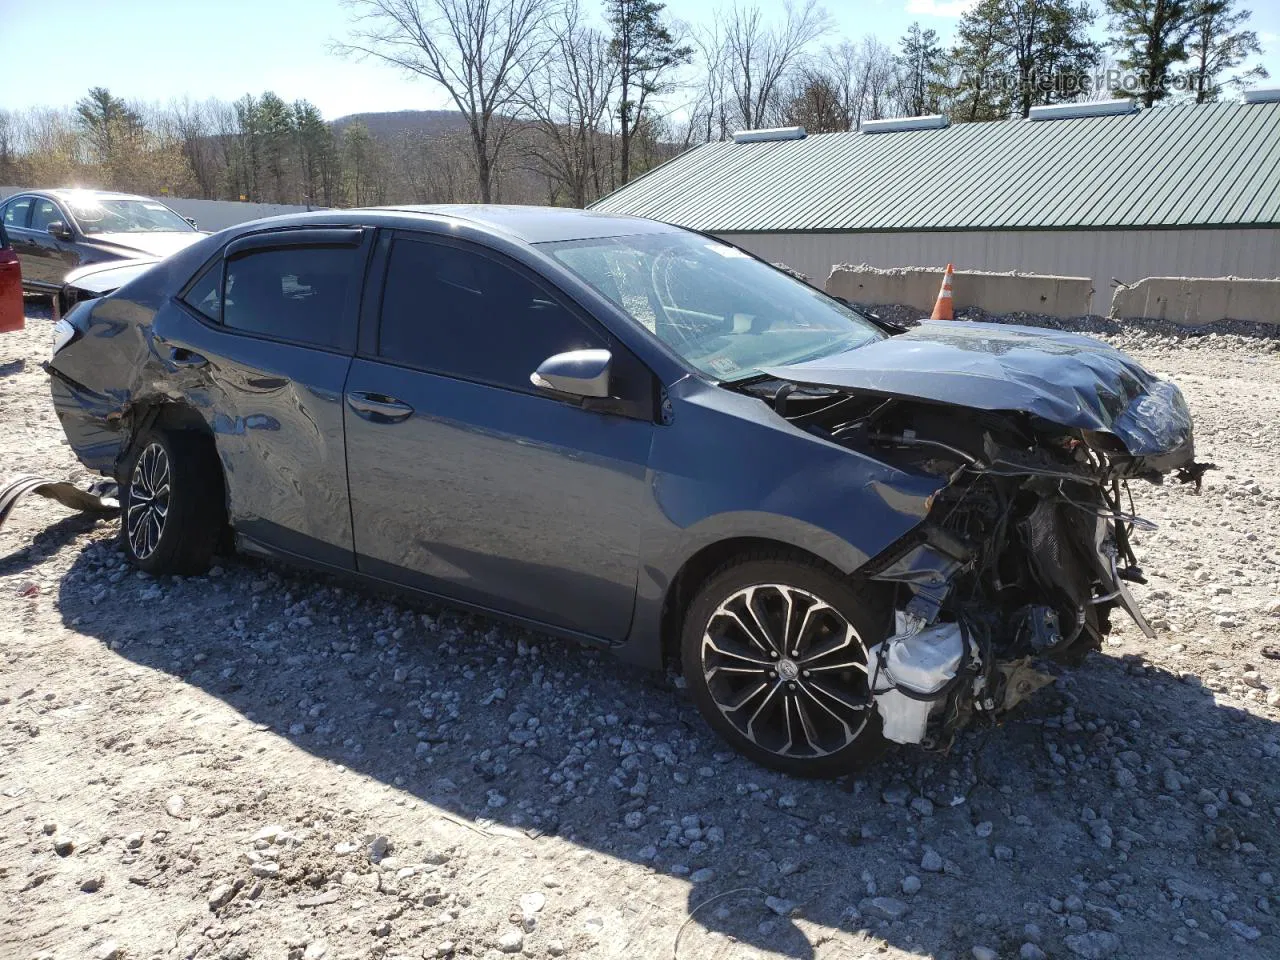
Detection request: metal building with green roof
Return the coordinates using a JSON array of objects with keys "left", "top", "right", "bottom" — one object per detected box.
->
[{"left": 591, "top": 97, "right": 1280, "bottom": 315}]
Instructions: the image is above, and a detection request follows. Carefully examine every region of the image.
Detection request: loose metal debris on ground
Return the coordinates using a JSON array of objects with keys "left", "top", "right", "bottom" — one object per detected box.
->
[{"left": 2, "top": 301, "right": 1279, "bottom": 960}]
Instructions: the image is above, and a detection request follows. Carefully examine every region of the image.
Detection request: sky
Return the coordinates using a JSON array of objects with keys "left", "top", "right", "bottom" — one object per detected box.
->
[{"left": 1, "top": 0, "right": 1277, "bottom": 120}]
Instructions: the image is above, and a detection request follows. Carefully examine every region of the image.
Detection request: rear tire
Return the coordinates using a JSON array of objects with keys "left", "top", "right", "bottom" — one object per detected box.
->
[
  {"left": 120, "top": 427, "right": 224, "bottom": 575},
  {"left": 682, "top": 550, "right": 892, "bottom": 777}
]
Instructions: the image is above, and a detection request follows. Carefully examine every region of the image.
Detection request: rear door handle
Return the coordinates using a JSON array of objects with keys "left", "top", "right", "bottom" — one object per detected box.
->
[
  {"left": 170, "top": 347, "right": 207, "bottom": 367},
  {"left": 346, "top": 391, "right": 414, "bottom": 423}
]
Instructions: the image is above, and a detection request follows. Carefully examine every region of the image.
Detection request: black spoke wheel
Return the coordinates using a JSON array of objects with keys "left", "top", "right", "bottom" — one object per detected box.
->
[
  {"left": 119, "top": 426, "right": 225, "bottom": 575},
  {"left": 683, "top": 551, "right": 891, "bottom": 776}
]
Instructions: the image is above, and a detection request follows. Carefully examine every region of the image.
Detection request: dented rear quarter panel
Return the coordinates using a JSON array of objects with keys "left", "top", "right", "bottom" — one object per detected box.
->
[{"left": 47, "top": 235, "right": 224, "bottom": 473}]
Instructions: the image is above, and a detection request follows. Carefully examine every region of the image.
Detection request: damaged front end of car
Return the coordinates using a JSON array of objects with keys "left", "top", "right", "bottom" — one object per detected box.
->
[{"left": 753, "top": 321, "right": 1212, "bottom": 748}]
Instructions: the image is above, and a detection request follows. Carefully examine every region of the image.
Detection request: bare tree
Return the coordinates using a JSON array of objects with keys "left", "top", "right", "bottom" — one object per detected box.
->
[
  {"left": 336, "top": 0, "right": 553, "bottom": 202},
  {"left": 860, "top": 35, "right": 896, "bottom": 120},
  {"left": 782, "top": 67, "right": 847, "bottom": 132},
  {"left": 724, "top": 0, "right": 832, "bottom": 130},
  {"left": 523, "top": 2, "right": 618, "bottom": 206},
  {"left": 0, "top": 110, "right": 18, "bottom": 182},
  {"left": 168, "top": 97, "right": 222, "bottom": 198},
  {"left": 822, "top": 36, "right": 894, "bottom": 128},
  {"left": 689, "top": 21, "right": 734, "bottom": 143},
  {"left": 822, "top": 40, "right": 862, "bottom": 129}
]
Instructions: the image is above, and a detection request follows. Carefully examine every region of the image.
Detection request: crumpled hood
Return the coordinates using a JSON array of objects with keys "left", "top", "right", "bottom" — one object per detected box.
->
[
  {"left": 762, "top": 320, "right": 1192, "bottom": 457},
  {"left": 83, "top": 231, "right": 204, "bottom": 259}
]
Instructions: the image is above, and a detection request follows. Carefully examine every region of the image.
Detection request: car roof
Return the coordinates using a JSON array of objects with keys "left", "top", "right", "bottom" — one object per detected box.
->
[
  {"left": 15, "top": 188, "right": 162, "bottom": 203},
  {"left": 372, "top": 204, "right": 680, "bottom": 243}
]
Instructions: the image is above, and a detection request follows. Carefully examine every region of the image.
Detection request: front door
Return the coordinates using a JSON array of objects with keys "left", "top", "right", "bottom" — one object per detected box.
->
[
  {"left": 344, "top": 233, "right": 656, "bottom": 641},
  {"left": 26, "top": 198, "right": 81, "bottom": 286}
]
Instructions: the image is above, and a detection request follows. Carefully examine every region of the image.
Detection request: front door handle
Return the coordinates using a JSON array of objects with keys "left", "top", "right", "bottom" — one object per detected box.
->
[
  {"left": 170, "top": 347, "right": 207, "bottom": 367},
  {"left": 346, "top": 391, "right": 414, "bottom": 423}
]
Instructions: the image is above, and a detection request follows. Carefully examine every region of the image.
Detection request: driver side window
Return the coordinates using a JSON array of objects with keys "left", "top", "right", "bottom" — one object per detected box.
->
[
  {"left": 377, "top": 237, "right": 605, "bottom": 393},
  {"left": 30, "top": 199, "right": 64, "bottom": 232}
]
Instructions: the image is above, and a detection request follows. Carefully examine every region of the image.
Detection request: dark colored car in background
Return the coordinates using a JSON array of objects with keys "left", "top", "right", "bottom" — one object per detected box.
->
[
  {"left": 0, "top": 220, "right": 22, "bottom": 333},
  {"left": 0, "top": 188, "right": 203, "bottom": 295},
  {"left": 45, "top": 206, "right": 1206, "bottom": 775}
]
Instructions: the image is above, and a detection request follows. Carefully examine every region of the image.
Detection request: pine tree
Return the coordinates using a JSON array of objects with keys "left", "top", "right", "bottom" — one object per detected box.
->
[
  {"left": 75, "top": 87, "right": 144, "bottom": 166},
  {"left": 948, "top": 0, "right": 1013, "bottom": 122},
  {"left": 1032, "top": 1, "right": 1101, "bottom": 109},
  {"left": 292, "top": 101, "right": 338, "bottom": 207},
  {"left": 257, "top": 93, "right": 295, "bottom": 204},
  {"left": 896, "top": 22, "right": 945, "bottom": 116},
  {"left": 1105, "top": 0, "right": 1198, "bottom": 106},
  {"left": 606, "top": 0, "right": 691, "bottom": 185},
  {"left": 948, "top": 1, "right": 1098, "bottom": 121},
  {"left": 1185, "top": 0, "right": 1267, "bottom": 102}
]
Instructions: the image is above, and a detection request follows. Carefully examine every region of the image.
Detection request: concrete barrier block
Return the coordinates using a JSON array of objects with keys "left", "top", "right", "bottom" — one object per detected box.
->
[
  {"left": 1109, "top": 276, "right": 1280, "bottom": 326},
  {"left": 826, "top": 264, "right": 1093, "bottom": 319}
]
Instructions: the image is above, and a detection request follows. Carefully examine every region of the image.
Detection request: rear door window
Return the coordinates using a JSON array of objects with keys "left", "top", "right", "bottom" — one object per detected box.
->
[
  {"left": 376, "top": 237, "right": 603, "bottom": 391},
  {"left": 223, "top": 245, "right": 360, "bottom": 351},
  {"left": 2, "top": 197, "right": 32, "bottom": 228}
]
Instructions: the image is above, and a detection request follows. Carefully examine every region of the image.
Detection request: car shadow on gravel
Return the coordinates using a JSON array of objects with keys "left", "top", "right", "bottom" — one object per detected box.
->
[
  {"left": 1, "top": 512, "right": 100, "bottom": 576},
  {"left": 55, "top": 542, "right": 1280, "bottom": 960}
]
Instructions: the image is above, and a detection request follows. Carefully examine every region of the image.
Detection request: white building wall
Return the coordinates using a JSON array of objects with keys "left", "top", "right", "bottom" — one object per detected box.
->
[{"left": 717, "top": 228, "right": 1280, "bottom": 316}]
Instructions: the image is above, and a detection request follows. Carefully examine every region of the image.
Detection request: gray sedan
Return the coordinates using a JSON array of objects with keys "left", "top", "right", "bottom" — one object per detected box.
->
[{"left": 45, "top": 205, "right": 1207, "bottom": 775}]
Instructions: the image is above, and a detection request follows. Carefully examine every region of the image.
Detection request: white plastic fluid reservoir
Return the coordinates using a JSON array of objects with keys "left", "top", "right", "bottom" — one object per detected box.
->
[
  {"left": 883, "top": 622, "right": 965, "bottom": 695},
  {"left": 870, "top": 622, "right": 965, "bottom": 744}
]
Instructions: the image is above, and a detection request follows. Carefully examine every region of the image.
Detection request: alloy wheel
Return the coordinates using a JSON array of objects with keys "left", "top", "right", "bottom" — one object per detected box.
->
[
  {"left": 127, "top": 442, "right": 171, "bottom": 561},
  {"left": 700, "top": 583, "right": 874, "bottom": 758}
]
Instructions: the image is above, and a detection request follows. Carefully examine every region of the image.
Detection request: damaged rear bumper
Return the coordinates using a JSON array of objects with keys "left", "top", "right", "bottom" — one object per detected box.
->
[{"left": 45, "top": 362, "right": 127, "bottom": 474}]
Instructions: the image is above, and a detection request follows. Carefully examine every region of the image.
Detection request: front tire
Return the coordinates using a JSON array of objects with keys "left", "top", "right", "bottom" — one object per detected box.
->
[
  {"left": 682, "top": 551, "right": 892, "bottom": 777},
  {"left": 120, "top": 427, "right": 224, "bottom": 575}
]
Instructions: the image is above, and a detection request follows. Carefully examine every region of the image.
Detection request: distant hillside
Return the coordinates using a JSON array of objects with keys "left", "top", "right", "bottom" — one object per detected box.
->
[{"left": 330, "top": 110, "right": 475, "bottom": 139}]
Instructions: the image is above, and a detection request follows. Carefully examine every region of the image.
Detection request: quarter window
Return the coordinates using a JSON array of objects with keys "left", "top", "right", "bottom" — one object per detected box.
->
[
  {"left": 377, "top": 238, "right": 602, "bottom": 391},
  {"left": 2, "top": 197, "right": 32, "bottom": 228},
  {"left": 181, "top": 262, "right": 223, "bottom": 322},
  {"left": 222, "top": 245, "right": 359, "bottom": 351}
]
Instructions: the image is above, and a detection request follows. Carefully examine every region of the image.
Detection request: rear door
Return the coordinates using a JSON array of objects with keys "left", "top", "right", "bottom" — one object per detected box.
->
[
  {"left": 158, "top": 227, "right": 370, "bottom": 567},
  {"left": 343, "top": 231, "right": 656, "bottom": 640},
  {"left": 1, "top": 196, "right": 36, "bottom": 283}
]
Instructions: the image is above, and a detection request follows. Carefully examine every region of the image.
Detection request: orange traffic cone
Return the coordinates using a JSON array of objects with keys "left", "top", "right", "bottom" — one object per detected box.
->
[{"left": 930, "top": 263, "right": 955, "bottom": 320}]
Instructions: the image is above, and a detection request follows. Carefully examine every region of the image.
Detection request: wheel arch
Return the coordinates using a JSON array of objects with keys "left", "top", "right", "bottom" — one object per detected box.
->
[
  {"left": 116, "top": 398, "right": 216, "bottom": 478},
  {"left": 118, "top": 399, "right": 229, "bottom": 535},
  {"left": 658, "top": 536, "right": 848, "bottom": 670}
]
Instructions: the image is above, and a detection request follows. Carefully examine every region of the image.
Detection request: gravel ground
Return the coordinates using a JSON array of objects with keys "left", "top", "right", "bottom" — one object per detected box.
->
[{"left": 3, "top": 300, "right": 1279, "bottom": 960}]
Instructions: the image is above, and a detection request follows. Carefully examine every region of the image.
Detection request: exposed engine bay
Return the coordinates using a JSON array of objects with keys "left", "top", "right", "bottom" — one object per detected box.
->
[{"left": 743, "top": 321, "right": 1213, "bottom": 748}]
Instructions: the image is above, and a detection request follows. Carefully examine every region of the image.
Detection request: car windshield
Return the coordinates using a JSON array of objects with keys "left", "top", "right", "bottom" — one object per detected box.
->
[
  {"left": 65, "top": 197, "right": 193, "bottom": 235},
  {"left": 543, "top": 232, "right": 883, "bottom": 381}
]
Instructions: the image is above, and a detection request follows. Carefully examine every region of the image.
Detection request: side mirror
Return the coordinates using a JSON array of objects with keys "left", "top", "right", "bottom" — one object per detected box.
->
[
  {"left": 185, "top": 217, "right": 198, "bottom": 229},
  {"left": 47, "top": 221, "right": 73, "bottom": 241},
  {"left": 530, "top": 348, "right": 611, "bottom": 399}
]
